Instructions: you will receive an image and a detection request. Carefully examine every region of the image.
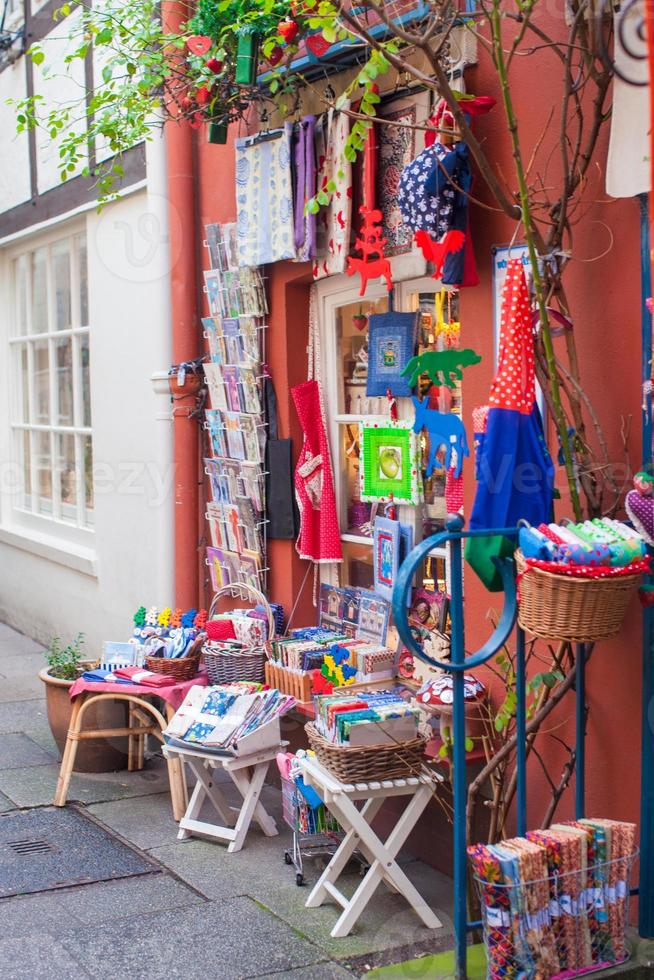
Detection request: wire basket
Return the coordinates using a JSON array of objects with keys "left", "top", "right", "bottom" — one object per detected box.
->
[
  {"left": 515, "top": 550, "right": 641, "bottom": 643},
  {"left": 305, "top": 722, "right": 427, "bottom": 782},
  {"left": 203, "top": 583, "right": 275, "bottom": 685},
  {"left": 281, "top": 776, "right": 340, "bottom": 836},
  {"left": 474, "top": 851, "right": 637, "bottom": 980}
]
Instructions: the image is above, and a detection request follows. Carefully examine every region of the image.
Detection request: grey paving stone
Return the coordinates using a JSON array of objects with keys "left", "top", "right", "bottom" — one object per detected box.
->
[
  {"left": 0, "top": 936, "right": 90, "bottom": 979},
  {"left": 250, "top": 964, "right": 355, "bottom": 979},
  {"left": 58, "top": 896, "right": 324, "bottom": 979},
  {"left": 0, "top": 697, "right": 49, "bottom": 734},
  {"left": 0, "top": 872, "right": 203, "bottom": 938},
  {"left": 88, "top": 792, "right": 180, "bottom": 849},
  {"left": 0, "top": 791, "right": 15, "bottom": 813},
  {"left": 0, "top": 758, "right": 171, "bottom": 808},
  {"left": 0, "top": 806, "right": 154, "bottom": 897},
  {"left": 0, "top": 732, "right": 56, "bottom": 769},
  {"left": 0, "top": 626, "right": 43, "bottom": 656},
  {"left": 0, "top": 673, "right": 49, "bottom": 702}
]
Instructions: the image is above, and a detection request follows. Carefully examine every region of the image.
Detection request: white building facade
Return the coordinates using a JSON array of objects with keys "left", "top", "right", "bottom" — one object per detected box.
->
[{"left": 0, "top": 0, "right": 174, "bottom": 650}]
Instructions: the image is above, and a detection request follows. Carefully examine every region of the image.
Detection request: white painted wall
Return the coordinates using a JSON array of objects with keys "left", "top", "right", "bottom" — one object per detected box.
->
[
  {"left": 0, "top": 59, "right": 31, "bottom": 212},
  {"left": 0, "top": 134, "right": 175, "bottom": 654},
  {"left": 32, "top": 9, "right": 87, "bottom": 195}
]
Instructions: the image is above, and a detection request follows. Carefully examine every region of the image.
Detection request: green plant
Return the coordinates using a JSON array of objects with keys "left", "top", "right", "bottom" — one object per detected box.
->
[{"left": 44, "top": 633, "right": 85, "bottom": 681}]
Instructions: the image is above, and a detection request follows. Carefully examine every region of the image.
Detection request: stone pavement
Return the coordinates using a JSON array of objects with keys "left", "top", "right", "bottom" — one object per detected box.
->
[{"left": 0, "top": 622, "right": 454, "bottom": 980}]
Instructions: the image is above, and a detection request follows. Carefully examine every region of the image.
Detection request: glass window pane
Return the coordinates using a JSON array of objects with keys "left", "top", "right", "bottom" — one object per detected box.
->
[
  {"left": 14, "top": 257, "right": 27, "bottom": 336},
  {"left": 31, "top": 247, "right": 48, "bottom": 333},
  {"left": 80, "top": 333, "right": 91, "bottom": 426},
  {"left": 34, "top": 430, "right": 52, "bottom": 513},
  {"left": 78, "top": 235, "right": 88, "bottom": 325},
  {"left": 54, "top": 337, "right": 73, "bottom": 425},
  {"left": 337, "top": 295, "right": 389, "bottom": 416},
  {"left": 21, "top": 430, "right": 31, "bottom": 506},
  {"left": 12, "top": 345, "right": 29, "bottom": 423},
  {"left": 56, "top": 433, "right": 76, "bottom": 513},
  {"left": 341, "top": 541, "right": 374, "bottom": 590},
  {"left": 33, "top": 341, "right": 49, "bottom": 424},
  {"left": 83, "top": 435, "right": 93, "bottom": 522},
  {"left": 52, "top": 240, "right": 72, "bottom": 331}
]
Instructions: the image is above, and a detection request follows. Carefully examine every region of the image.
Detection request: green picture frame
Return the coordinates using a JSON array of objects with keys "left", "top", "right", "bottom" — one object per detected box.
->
[{"left": 359, "top": 421, "right": 423, "bottom": 505}]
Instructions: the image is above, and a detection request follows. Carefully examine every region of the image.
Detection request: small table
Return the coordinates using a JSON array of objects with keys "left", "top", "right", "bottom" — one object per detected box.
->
[
  {"left": 163, "top": 741, "right": 281, "bottom": 853},
  {"left": 54, "top": 674, "right": 208, "bottom": 821},
  {"left": 299, "top": 755, "right": 443, "bottom": 938}
]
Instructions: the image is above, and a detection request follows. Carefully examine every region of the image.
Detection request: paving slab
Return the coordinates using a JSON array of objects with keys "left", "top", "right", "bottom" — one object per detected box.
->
[
  {"left": 58, "top": 896, "right": 325, "bottom": 980},
  {"left": 0, "top": 806, "right": 155, "bottom": 897},
  {"left": 0, "top": 697, "right": 49, "bottom": 735},
  {"left": 0, "top": 758, "right": 172, "bottom": 808},
  {"left": 0, "top": 624, "right": 43, "bottom": 655},
  {"left": 0, "top": 791, "right": 15, "bottom": 813},
  {"left": 0, "top": 673, "right": 50, "bottom": 702},
  {"left": 0, "top": 935, "right": 90, "bottom": 980},
  {"left": 0, "top": 732, "right": 56, "bottom": 769},
  {"left": 0, "top": 873, "right": 204, "bottom": 937},
  {"left": 251, "top": 963, "right": 355, "bottom": 979},
  {"left": 88, "top": 792, "right": 181, "bottom": 850}
]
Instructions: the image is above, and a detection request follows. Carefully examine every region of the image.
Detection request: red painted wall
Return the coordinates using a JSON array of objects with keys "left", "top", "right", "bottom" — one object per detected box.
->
[{"left": 183, "top": 7, "right": 644, "bottom": 851}]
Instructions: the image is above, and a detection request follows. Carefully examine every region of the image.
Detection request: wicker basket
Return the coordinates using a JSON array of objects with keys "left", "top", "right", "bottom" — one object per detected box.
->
[
  {"left": 305, "top": 722, "right": 427, "bottom": 782},
  {"left": 145, "top": 634, "right": 204, "bottom": 681},
  {"left": 515, "top": 550, "right": 641, "bottom": 643},
  {"left": 203, "top": 583, "right": 275, "bottom": 686}
]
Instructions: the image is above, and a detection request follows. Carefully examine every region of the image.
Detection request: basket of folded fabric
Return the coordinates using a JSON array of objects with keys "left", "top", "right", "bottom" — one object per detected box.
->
[
  {"left": 516, "top": 551, "right": 644, "bottom": 643},
  {"left": 144, "top": 632, "right": 205, "bottom": 681},
  {"left": 203, "top": 584, "right": 276, "bottom": 685},
  {"left": 305, "top": 722, "right": 427, "bottom": 782}
]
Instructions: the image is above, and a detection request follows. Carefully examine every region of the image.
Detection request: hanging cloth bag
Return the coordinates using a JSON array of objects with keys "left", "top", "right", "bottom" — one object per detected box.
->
[
  {"left": 465, "top": 259, "right": 554, "bottom": 590},
  {"left": 264, "top": 376, "right": 298, "bottom": 540}
]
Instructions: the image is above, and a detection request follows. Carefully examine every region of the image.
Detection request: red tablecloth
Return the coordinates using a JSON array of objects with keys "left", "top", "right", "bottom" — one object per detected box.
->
[{"left": 69, "top": 671, "right": 209, "bottom": 711}]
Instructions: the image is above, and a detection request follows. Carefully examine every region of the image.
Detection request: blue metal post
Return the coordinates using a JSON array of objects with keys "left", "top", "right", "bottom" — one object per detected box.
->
[
  {"left": 449, "top": 532, "right": 468, "bottom": 980},
  {"left": 639, "top": 192, "right": 654, "bottom": 937},
  {"left": 575, "top": 643, "right": 586, "bottom": 820},
  {"left": 515, "top": 626, "right": 527, "bottom": 836}
]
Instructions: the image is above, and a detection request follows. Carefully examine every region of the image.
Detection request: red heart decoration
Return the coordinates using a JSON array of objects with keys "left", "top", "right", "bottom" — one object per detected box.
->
[
  {"left": 268, "top": 45, "right": 283, "bottom": 66},
  {"left": 305, "top": 33, "right": 331, "bottom": 58},
  {"left": 196, "top": 86, "right": 211, "bottom": 106},
  {"left": 187, "top": 35, "right": 212, "bottom": 56}
]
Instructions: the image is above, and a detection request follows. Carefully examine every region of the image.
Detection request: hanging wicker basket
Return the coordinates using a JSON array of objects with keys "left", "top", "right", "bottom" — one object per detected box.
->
[
  {"left": 515, "top": 550, "right": 641, "bottom": 644},
  {"left": 305, "top": 722, "right": 427, "bottom": 782},
  {"left": 145, "top": 634, "right": 204, "bottom": 681},
  {"left": 203, "top": 583, "right": 275, "bottom": 686}
]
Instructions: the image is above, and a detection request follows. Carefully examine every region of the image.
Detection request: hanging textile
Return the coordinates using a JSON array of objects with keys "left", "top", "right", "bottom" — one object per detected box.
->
[
  {"left": 291, "top": 285, "right": 342, "bottom": 565},
  {"left": 465, "top": 258, "right": 554, "bottom": 590},
  {"left": 293, "top": 115, "right": 318, "bottom": 262},
  {"left": 606, "top": 5, "right": 650, "bottom": 198},
  {"left": 235, "top": 128, "right": 296, "bottom": 267},
  {"left": 313, "top": 107, "right": 353, "bottom": 279}
]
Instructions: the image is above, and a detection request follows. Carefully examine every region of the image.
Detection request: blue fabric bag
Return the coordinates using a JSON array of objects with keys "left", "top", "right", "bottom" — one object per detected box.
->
[{"left": 466, "top": 259, "right": 554, "bottom": 590}]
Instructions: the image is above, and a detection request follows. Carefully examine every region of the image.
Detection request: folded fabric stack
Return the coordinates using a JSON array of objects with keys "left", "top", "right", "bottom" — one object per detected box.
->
[
  {"left": 206, "top": 611, "right": 268, "bottom": 646},
  {"left": 164, "top": 683, "right": 294, "bottom": 749},
  {"left": 519, "top": 520, "right": 649, "bottom": 578},
  {"left": 314, "top": 691, "right": 420, "bottom": 747},
  {"left": 469, "top": 818, "right": 637, "bottom": 979},
  {"left": 81, "top": 667, "right": 177, "bottom": 687}
]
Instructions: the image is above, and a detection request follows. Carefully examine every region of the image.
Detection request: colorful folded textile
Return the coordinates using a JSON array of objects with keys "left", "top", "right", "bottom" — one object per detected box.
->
[
  {"left": 112, "top": 667, "right": 176, "bottom": 687},
  {"left": 81, "top": 669, "right": 132, "bottom": 684}
]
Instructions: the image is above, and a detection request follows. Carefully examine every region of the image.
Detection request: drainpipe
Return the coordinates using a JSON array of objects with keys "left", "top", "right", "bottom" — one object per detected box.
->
[{"left": 163, "top": 1, "right": 200, "bottom": 609}]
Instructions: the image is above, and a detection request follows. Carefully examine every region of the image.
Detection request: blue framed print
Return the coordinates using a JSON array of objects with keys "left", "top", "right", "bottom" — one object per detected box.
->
[{"left": 366, "top": 311, "right": 419, "bottom": 397}]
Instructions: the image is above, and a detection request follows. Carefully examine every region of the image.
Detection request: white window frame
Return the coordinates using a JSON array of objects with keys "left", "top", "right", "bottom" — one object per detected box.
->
[
  {"left": 0, "top": 220, "right": 94, "bottom": 552},
  {"left": 315, "top": 274, "right": 450, "bottom": 590}
]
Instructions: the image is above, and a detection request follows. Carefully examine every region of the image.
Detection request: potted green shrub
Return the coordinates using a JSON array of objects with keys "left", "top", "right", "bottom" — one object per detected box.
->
[{"left": 39, "top": 634, "right": 129, "bottom": 773}]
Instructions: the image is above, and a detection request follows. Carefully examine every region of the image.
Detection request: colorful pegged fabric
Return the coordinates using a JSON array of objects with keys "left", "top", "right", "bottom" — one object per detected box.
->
[{"left": 235, "top": 128, "right": 296, "bottom": 267}]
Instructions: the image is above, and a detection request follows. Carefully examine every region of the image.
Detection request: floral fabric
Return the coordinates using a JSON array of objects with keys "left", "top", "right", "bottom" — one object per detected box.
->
[
  {"left": 235, "top": 129, "right": 296, "bottom": 267},
  {"left": 313, "top": 107, "right": 352, "bottom": 279}
]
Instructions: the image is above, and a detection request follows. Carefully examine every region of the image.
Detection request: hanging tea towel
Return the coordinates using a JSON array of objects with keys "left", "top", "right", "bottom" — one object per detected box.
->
[
  {"left": 235, "top": 127, "right": 296, "bottom": 267},
  {"left": 313, "top": 106, "right": 353, "bottom": 279}
]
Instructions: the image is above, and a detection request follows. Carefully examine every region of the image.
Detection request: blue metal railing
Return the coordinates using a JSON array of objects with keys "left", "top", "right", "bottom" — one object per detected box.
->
[{"left": 392, "top": 518, "right": 589, "bottom": 979}]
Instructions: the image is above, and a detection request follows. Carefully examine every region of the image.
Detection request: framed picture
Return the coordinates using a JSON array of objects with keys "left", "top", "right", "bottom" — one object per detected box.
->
[
  {"left": 357, "top": 590, "right": 390, "bottom": 644},
  {"left": 359, "top": 421, "right": 423, "bottom": 505},
  {"left": 373, "top": 516, "right": 400, "bottom": 602},
  {"left": 366, "top": 311, "right": 418, "bottom": 398}
]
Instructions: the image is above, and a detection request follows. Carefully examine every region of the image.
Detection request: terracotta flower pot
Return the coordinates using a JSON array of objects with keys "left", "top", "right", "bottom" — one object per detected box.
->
[{"left": 39, "top": 668, "right": 129, "bottom": 773}]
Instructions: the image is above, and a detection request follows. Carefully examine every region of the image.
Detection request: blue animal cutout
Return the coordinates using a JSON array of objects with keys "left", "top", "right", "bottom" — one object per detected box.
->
[
  {"left": 181, "top": 608, "right": 197, "bottom": 629},
  {"left": 412, "top": 397, "right": 469, "bottom": 479}
]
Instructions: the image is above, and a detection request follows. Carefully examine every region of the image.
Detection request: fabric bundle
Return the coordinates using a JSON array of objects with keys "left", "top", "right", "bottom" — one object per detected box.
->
[{"left": 470, "top": 819, "right": 637, "bottom": 979}]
